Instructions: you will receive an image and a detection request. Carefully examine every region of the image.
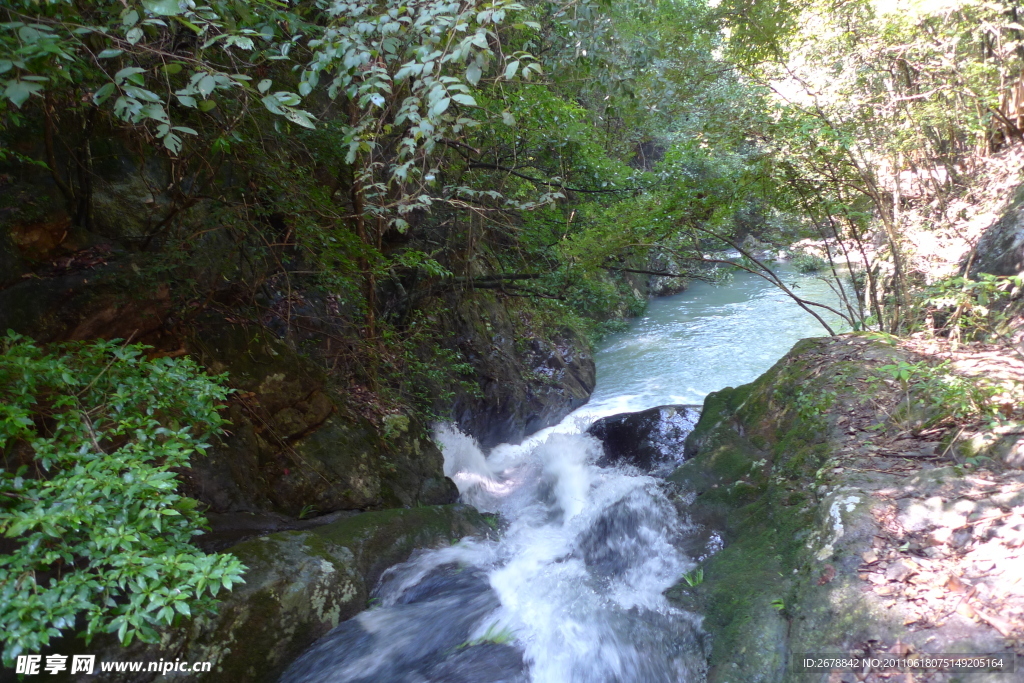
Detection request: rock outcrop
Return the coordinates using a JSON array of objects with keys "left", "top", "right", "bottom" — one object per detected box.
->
[
  {"left": 587, "top": 404, "right": 701, "bottom": 474},
  {"left": 448, "top": 292, "right": 596, "bottom": 449},
  {"left": 667, "top": 335, "right": 1024, "bottom": 683},
  {"left": 185, "top": 320, "right": 457, "bottom": 517},
  {"left": 56, "top": 505, "right": 491, "bottom": 683},
  {"left": 969, "top": 183, "right": 1024, "bottom": 278}
]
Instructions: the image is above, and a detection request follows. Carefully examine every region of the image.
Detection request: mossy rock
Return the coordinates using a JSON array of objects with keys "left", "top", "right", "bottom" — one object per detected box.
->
[
  {"left": 666, "top": 337, "right": 885, "bottom": 682},
  {"left": 446, "top": 290, "right": 596, "bottom": 448},
  {"left": 667, "top": 335, "right": 1019, "bottom": 682},
  {"left": 184, "top": 320, "right": 456, "bottom": 516},
  {"left": 56, "top": 505, "right": 489, "bottom": 683}
]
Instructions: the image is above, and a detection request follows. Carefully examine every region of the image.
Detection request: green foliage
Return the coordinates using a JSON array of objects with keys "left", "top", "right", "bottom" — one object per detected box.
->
[
  {"left": 923, "top": 273, "right": 1024, "bottom": 342},
  {"left": 790, "top": 253, "right": 826, "bottom": 274},
  {"left": 378, "top": 310, "right": 480, "bottom": 419},
  {"left": 682, "top": 567, "right": 704, "bottom": 587},
  {"left": 459, "top": 621, "right": 516, "bottom": 649},
  {"left": 793, "top": 387, "right": 837, "bottom": 423},
  {"left": 0, "top": 333, "right": 245, "bottom": 665},
  {"left": 1, "top": 0, "right": 314, "bottom": 153},
  {"left": 874, "top": 359, "right": 1001, "bottom": 428},
  {"left": 1, "top": 0, "right": 538, "bottom": 158}
]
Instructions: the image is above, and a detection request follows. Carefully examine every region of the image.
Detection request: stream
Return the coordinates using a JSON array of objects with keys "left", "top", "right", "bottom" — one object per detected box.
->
[{"left": 280, "top": 265, "right": 848, "bottom": 683}]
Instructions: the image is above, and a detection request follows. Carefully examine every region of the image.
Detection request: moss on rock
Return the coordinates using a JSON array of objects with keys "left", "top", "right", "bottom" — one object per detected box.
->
[
  {"left": 668, "top": 334, "right": 1022, "bottom": 682},
  {"left": 59, "top": 504, "right": 489, "bottom": 683}
]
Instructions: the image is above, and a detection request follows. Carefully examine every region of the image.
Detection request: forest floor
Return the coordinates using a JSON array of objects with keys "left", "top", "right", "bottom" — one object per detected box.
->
[{"left": 812, "top": 334, "right": 1024, "bottom": 682}]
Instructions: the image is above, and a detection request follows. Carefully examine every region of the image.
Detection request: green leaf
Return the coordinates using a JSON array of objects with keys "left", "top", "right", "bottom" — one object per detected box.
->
[
  {"left": 172, "top": 15, "right": 202, "bottom": 33},
  {"left": 4, "top": 81, "right": 42, "bottom": 108},
  {"left": 284, "top": 109, "right": 316, "bottom": 129},
  {"left": 115, "top": 67, "right": 145, "bottom": 85},
  {"left": 465, "top": 62, "right": 481, "bottom": 86},
  {"left": 451, "top": 94, "right": 476, "bottom": 107},
  {"left": 504, "top": 60, "right": 519, "bottom": 80},
  {"left": 261, "top": 93, "right": 284, "bottom": 115},
  {"left": 197, "top": 75, "right": 216, "bottom": 98},
  {"left": 429, "top": 96, "right": 451, "bottom": 118},
  {"left": 143, "top": 0, "right": 183, "bottom": 16},
  {"left": 97, "top": 49, "right": 123, "bottom": 59},
  {"left": 93, "top": 83, "right": 116, "bottom": 106},
  {"left": 257, "top": 79, "right": 272, "bottom": 94}
]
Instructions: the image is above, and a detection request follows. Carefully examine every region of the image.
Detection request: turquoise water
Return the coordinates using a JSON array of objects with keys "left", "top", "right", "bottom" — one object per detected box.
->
[{"left": 580, "top": 264, "right": 850, "bottom": 418}]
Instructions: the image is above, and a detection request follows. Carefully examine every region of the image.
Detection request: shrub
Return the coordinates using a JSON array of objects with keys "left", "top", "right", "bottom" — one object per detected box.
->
[
  {"left": 790, "top": 252, "right": 827, "bottom": 273},
  {"left": 0, "top": 333, "right": 245, "bottom": 665}
]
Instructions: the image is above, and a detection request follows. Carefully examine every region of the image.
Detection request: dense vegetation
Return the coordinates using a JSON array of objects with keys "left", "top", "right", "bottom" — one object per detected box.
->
[
  {"left": 0, "top": 335, "right": 243, "bottom": 663},
  {"left": 3, "top": 0, "right": 1024, "bottom": 663}
]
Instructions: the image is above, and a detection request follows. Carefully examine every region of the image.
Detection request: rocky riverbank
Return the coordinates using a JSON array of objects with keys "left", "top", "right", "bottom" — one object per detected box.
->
[
  {"left": 663, "top": 334, "right": 1024, "bottom": 683},
  {"left": 35, "top": 505, "right": 492, "bottom": 683}
]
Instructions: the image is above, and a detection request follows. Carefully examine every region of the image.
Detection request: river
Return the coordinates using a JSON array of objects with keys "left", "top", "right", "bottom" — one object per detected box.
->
[{"left": 280, "top": 265, "right": 848, "bottom": 683}]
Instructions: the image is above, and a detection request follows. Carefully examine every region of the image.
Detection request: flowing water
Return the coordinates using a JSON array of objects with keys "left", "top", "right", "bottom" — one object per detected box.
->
[{"left": 281, "top": 265, "right": 848, "bottom": 683}]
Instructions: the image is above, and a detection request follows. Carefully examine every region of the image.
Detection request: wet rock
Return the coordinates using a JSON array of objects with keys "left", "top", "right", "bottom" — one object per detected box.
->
[
  {"left": 448, "top": 292, "right": 596, "bottom": 449},
  {"left": 576, "top": 487, "right": 681, "bottom": 577},
  {"left": 57, "top": 505, "right": 490, "bottom": 683},
  {"left": 424, "top": 644, "right": 528, "bottom": 683},
  {"left": 280, "top": 554, "right": 503, "bottom": 683},
  {"left": 587, "top": 404, "right": 701, "bottom": 473}
]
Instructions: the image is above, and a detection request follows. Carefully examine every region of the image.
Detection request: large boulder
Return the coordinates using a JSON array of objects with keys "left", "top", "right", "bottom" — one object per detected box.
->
[
  {"left": 587, "top": 405, "right": 701, "bottom": 474},
  {"left": 968, "top": 183, "right": 1024, "bottom": 278},
  {"left": 666, "top": 335, "right": 1023, "bottom": 683},
  {"left": 53, "top": 505, "right": 491, "bottom": 683},
  {"left": 448, "top": 292, "right": 596, "bottom": 449},
  {"left": 183, "top": 320, "right": 458, "bottom": 517}
]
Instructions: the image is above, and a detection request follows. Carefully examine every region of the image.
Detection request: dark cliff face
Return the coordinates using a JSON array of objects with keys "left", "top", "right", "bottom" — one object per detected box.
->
[
  {"left": 0, "top": 193, "right": 595, "bottom": 513},
  {"left": 968, "top": 183, "right": 1024, "bottom": 278},
  {"left": 183, "top": 320, "right": 459, "bottom": 516},
  {"left": 446, "top": 292, "right": 596, "bottom": 449}
]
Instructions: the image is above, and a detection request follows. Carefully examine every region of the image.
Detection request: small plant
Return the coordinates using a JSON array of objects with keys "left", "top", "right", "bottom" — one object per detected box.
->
[
  {"left": 299, "top": 504, "right": 319, "bottom": 520},
  {"left": 682, "top": 567, "right": 704, "bottom": 587},
  {"left": 923, "top": 273, "right": 1023, "bottom": 343},
  {"left": 878, "top": 360, "right": 917, "bottom": 382},
  {"left": 770, "top": 597, "right": 786, "bottom": 612},
  {"left": 482, "top": 513, "right": 500, "bottom": 531},
  {"left": 962, "top": 453, "right": 992, "bottom": 469},
  {"left": 793, "top": 388, "right": 837, "bottom": 422},
  {"left": 459, "top": 622, "right": 517, "bottom": 649},
  {"left": 875, "top": 360, "right": 1001, "bottom": 429}
]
